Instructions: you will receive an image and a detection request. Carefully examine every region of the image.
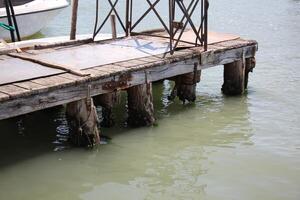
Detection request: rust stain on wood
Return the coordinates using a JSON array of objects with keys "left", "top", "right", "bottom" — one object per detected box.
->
[{"left": 102, "top": 73, "right": 132, "bottom": 91}]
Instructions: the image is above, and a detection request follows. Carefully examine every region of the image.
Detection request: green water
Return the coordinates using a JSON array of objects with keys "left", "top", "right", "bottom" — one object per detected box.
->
[{"left": 0, "top": 0, "right": 300, "bottom": 199}]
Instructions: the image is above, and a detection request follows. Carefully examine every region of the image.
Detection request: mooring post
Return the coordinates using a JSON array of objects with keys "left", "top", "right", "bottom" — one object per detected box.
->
[
  {"left": 66, "top": 96, "right": 100, "bottom": 147},
  {"left": 127, "top": 83, "right": 155, "bottom": 127},
  {"left": 222, "top": 59, "right": 245, "bottom": 95},
  {"left": 169, "top": 64, "right": 201, "bottom": 103},
  {"left": 93, "top": 92, "right": 118, "bottom": 128},
  {"left": 70, "top": 0, "right": 79, "bottom": 40},
  {"left": 110, "top": 14, "right": 117, "bottom": 39}
]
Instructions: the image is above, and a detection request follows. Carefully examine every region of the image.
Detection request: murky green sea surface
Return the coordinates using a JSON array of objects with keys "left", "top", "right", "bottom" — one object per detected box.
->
[{"left": 1, "top": 0, "right": 300, "bottom": 199}]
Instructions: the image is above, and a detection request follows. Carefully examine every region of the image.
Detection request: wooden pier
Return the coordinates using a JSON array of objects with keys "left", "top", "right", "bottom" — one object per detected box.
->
[{"left": 0, "top": 29, "right": 257, "bottom": 146}]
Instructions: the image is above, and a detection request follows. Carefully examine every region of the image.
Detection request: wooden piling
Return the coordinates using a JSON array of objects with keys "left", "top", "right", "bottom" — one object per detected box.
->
[
  {"left": 222, "top": 59, "right": 245, "bottom": 95},
  {"left": 127, "top": 83, "right": 155, "bottom": 127},
  {"left": 245, "top": 57, "right": 256, "bottom": 89},
  {"left": 70, "top": 0, "right": 79, "bottom": 40},
  {"left": 93, "top": 92, "right": 118, "bottom": 128},
  {"left": 169, "top": 65, "right": 201, "bottom": 103},
  {"left": 66, "top": 98, "right": 100, "bottom": 147}
]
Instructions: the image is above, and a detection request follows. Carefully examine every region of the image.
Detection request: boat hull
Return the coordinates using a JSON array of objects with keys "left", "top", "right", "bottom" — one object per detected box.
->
[
  {"left": 0, "top": 0, "right": 69, "bottom": 40},
  {"left": 0, "top": 7, "right": 65, "bottom": 40}
]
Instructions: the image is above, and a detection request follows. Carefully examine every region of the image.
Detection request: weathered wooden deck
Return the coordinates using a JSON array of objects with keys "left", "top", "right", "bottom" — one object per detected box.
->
[{"left": 0, "top": 29, "right": 257, "bottom": 121}]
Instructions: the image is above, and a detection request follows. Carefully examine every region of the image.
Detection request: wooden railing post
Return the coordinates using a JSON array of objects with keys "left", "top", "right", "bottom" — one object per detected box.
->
[{"left": 70, "top": 0, "right": 79, "bottom": 40}]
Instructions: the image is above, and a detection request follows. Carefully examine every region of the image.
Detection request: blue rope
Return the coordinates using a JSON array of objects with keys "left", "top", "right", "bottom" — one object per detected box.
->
[{"left": 0, "top": 22, "right": 15, "bottom": 31}]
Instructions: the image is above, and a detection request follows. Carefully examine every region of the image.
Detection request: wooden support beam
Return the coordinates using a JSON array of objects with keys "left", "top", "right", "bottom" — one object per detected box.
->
[
  {"left": 93, "top": 92, "right": 118, "bottom": 128},
  {"left": 169, "top": 64, "right": 201, "bottom": 103},
  {"left": 66, "top": 97, "right": 100, "bottom": 147},
  {"left": 70, "top": 0, "right": 79, "bottom": 40},
  {"left": 222, "top": 59, "right": 245, "bottom": 95},
  {"left": 127, "top": 83, "right": 155, "bottom": 127}
]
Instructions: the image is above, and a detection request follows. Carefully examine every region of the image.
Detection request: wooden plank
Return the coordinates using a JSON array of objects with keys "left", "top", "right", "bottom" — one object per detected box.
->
[
  {"left": 0, "top": 85, "right": 29, "bottom": 97},
  {"left": 22, "top": 38, "right": 170, "bottom": 72},
  {"left": 58, "top": 73, "right": 84, "bottom": 81},
  {"left": 116, "top": 59, "right": 149, "bottom": 70},
  {"left": 214, "top": 39, "right": 257, "bottom": 51},
  {"left": 32, "top": 76, "right": 75, "bottom": 88},
  {"left": 201, "top": 45, "right": 257, "bottom": 68},
  {"left": 14, "top": 81, "right": 46, "bottom": 90},
  {"left": 172, "top": 49, "right": 196, "bottom": 57},
  {"left": 93, "top": 64, "right": 128, "bottom": 74},
  {"left": 115, "top": 61, "right": 139, "bottom": 68},
  {"left": 129, "top": 60, "right": 198, "bottom": 85},
  {"left": 0, "top": 55, "right": 64, "bottom": 86},
  {"left": 136, "top": 56, "right": 164, "bottom": 63},
  {"left": 58, "top": 73, "right": 89, "bottom": 84},
  {"left": 0, "top": 92, "right": 9, "bottom": 101},
  {"left": 137, "top": 29, "right": 241, "bottom": 48},
  {"left": 128, "top": 58, "right": 150, "bottom": 66},
  {"left": 83, "top": 68, "right": 112, "bottom": 79},
  {"left": 8, "top": 53, "right": 90, "bottom": 76},
  {"left": 207, "top": 44, "right": 222, "bottom": 51}
]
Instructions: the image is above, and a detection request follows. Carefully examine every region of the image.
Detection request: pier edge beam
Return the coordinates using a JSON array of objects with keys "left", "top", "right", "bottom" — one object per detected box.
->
[
  {"left": 245, "top": 57, "right": 256, "bottom": 89},
  {"left": 127, "top": 83, "right": 155, "bottom": 127},
  {"left": 222, "top": 59, "right": 245, "bottom": 95},
  {"left": 169, "top": 64, "right": 201, "bottom": 103},
  {"left": 93, "top": 92, "right": 118, "bottom": 128},
  {"left": 66, "top": 98, "right": 100, "bottom": 147}
]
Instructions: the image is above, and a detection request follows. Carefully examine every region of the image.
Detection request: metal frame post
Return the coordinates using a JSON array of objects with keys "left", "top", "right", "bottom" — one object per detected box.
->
[{"left": 3, "top": 0, "right": 21, "bottom": 42}]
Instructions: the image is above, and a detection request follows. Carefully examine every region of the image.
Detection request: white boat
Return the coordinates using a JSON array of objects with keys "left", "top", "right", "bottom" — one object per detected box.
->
[{"left": 0, "top": 0, "right": 69, "bottom": 40}]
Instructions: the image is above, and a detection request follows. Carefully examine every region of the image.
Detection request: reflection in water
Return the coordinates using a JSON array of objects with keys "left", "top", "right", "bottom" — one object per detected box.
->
[
  {"left": 81, "top": 146, "right": 208, "bottom": 200},
  {"left": 81, "top": 80, "right": 253, "bottom": 200},
  {"left": 0, "top": 79, "right": 253, "bottom": 200},
  {"left": 0, "top": 106, "right": 64, "bottom": 168}
]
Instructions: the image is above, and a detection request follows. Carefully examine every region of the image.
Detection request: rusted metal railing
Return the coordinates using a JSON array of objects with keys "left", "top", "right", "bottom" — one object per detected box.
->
[{"left": 93, "top": 0, "right": 209, "bottom": 54}]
